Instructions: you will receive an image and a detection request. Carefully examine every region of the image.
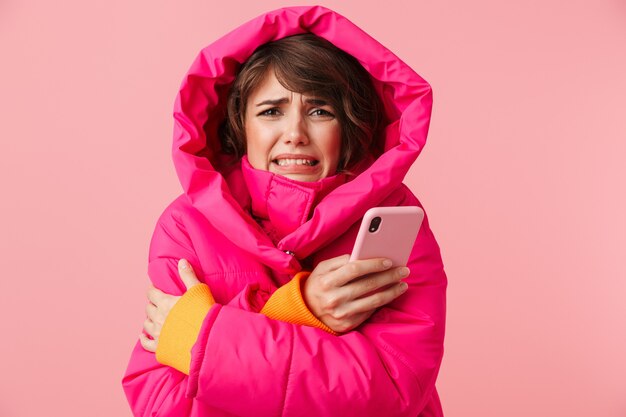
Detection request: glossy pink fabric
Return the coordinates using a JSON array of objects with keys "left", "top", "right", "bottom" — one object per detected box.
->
[{"left": 122, "top": 5, "right": 447, "bottom": 416}]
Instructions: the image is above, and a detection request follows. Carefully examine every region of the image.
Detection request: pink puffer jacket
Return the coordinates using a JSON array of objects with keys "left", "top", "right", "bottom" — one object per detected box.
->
[{"left": 122, "top": 5, "right": 447, "bottom": 417}]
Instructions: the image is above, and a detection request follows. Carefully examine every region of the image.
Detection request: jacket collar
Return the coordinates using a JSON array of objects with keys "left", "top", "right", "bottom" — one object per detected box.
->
[{"left": 240, "top": 156, "right": 347, "bottom": 243}]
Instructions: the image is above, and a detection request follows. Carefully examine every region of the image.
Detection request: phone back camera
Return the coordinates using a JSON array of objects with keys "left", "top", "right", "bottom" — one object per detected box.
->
[{"left": 369, "top": 216, "right": 382, "bottom": 233}]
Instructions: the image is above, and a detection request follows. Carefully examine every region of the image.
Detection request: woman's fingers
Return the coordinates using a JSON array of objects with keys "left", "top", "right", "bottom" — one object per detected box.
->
[
  {"left": 304, "top": 255, "right": 411, "bottom": 333},
  {"left": 139, "top": 332, "right": 156, "bottom": 352},
  {"left": 145, "top": 302, "right": 158, "bottom": 320},
  {"left": 142, "top": 317, "right": 161, "bottom": 339},
  {"left": 178, "top": 259, "right": 202, "bottom": 290},
  {"left": 344, "top": 281, "right": 409, "bottom": 316},
  {"left": 347, "top": 266, "right": 410, "bottom": 300},
  {"left": 314, "top": 254, "right": 351, "bottom": 275},
  {"left": 325, "top": 270, "right": 409, "bottom": 331},
  {"left": 331, "top": 258, "right": 395, "bottom": 287},
  {"left": 141, "top": 268, "right": 199, "bottom": 353},
  {"left": 146, "top": 285, "right": 162, "bottom": 306}
]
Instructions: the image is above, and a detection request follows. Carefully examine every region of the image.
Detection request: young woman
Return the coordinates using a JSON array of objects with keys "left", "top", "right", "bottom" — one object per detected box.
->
[{"left": 122, "top": 6, "right": 447, "bottom": 417}]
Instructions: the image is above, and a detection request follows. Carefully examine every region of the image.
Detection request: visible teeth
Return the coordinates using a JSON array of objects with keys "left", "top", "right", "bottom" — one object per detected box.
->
[{"left": 276, "top": 158, "right": 316, "bottom": 166}]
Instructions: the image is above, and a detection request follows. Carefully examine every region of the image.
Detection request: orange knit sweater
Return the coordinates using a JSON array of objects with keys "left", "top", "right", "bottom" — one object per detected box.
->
[{"left": 155, "top": 272, "right": 338, "bottom": 375}]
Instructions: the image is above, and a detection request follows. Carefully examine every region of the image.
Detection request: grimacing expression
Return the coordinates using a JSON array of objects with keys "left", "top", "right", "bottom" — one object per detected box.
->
[{"left": 244, "top": 71, "right": 341, "bottom": 182}]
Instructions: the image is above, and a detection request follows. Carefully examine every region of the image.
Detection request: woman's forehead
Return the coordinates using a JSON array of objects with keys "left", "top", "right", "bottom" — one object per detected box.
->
[
  {"left": 248, "top": 71, "right": 286, "bottom": 100},
  {"left": 248, "top": 72, "right": 328, "bottom": 106}
]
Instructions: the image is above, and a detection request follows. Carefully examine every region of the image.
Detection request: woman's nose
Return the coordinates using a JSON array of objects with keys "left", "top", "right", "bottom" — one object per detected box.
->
[{"left": 283, "top": 115, "right": 309, "bottom": 146}]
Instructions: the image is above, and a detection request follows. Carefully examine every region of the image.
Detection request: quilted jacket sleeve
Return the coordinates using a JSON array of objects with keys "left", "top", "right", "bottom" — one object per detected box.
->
[
  {"left": 154, "top": 271, "right": 337, "bottom": 376},
  {"left": 122, "top": 200, "right": 447, "bottom": 417},
  {"left": 121, "top": 208, "right": 213, "bottom": 417},
  {"left": 122, "top": 206, "right": 320, "bottom": 416}
]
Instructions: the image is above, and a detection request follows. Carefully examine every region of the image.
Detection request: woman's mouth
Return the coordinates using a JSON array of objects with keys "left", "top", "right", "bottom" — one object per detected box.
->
[
  {"left": 271, "top": 157, "right": 322, "bottom": 177},
  {"left": 272, "top": 158, "right": 319, "bottom": 167}
]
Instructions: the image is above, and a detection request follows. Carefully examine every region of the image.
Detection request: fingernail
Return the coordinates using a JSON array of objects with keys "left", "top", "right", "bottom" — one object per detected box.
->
[
  {"left": 179, "top": 259, "right": 188, "bottom": 269},
  {"left": 399, "top": 267, "right": 410, "bottom": 277},
  {"left": 383, "top": 259, "right": 392, "bottom": 268},
  {"left": 401, "top": 282, "right": 409, "bottom": 291}
]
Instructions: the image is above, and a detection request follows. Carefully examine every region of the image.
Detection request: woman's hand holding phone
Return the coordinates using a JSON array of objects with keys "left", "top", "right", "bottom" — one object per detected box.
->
[
  {"left": 303, "top": 206, "right": 423, "bottom": 333},
  {"left": 302, "top": 254, "right": 409, "bottom": 333}
]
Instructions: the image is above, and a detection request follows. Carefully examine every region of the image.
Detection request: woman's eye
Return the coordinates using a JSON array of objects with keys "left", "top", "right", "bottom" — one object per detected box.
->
[
  {"left": 311, "top": 109, "right": 334, "bottom": 117},
  {"left": 257, "top": 108, "right": 334, "bottom": 118},
  {"left": 259, "top": 108, "right": 281, "bottom": 116}
]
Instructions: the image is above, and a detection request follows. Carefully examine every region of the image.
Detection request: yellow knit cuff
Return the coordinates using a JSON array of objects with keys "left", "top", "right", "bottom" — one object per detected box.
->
[
  {"left": 260, "top": 272, "right": 338, "bottom": 335},
  {"left": 155, "top": 283, "right": 215, "bottom": 375}
]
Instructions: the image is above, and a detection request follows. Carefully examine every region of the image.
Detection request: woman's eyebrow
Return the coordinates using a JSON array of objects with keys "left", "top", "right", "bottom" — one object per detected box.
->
[{"left": 255, "top": 97, "right": 329, "bottom": 106}]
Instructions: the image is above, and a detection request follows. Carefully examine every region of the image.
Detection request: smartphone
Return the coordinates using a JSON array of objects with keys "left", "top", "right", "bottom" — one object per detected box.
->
[{"left": 350, "top": 206, "right": 424, "bottom": 266}]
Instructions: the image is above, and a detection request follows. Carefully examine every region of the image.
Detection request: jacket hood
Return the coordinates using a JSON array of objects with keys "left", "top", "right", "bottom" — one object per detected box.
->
[{"left": 171, "top": 5, "right": 433, "bottom": 274}]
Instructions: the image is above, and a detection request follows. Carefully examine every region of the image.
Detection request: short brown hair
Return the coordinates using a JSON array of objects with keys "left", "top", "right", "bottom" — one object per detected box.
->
[{"left": 218, "top": 33, "right": 385, "bottom": 173}]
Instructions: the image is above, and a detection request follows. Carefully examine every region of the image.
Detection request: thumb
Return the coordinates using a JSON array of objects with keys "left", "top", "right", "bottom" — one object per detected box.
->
[{"left": 178, "top": 259, "right": 201, "bottom": 290}]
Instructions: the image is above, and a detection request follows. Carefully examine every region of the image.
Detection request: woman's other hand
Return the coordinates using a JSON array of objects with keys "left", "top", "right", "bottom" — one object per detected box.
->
[
  {"left": 302, "top": 254, "right": 410, "bottom": 333},
  {"left": 139, "top": 259, "right": 202, "bottom": 352}
]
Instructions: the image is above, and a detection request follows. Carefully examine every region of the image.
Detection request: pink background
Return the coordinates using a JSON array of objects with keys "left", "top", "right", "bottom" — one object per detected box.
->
[{"left": 1, "top": 0, "right": 625, "bottom": 416}]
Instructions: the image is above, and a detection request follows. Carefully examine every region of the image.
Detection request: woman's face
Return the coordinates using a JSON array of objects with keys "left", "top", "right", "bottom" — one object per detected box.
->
[{"left": 244, "top": 70, "right": 341, "bottom": 182}]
